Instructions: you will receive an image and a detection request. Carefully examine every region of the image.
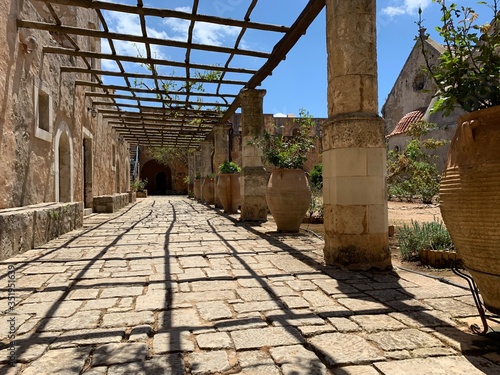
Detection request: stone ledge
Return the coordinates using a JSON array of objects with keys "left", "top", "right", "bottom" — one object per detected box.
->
[
  {"left": 0, "top": 202, "right": 83, "bottom": 261},
  {"left": 93, "top": 193, "right": 131, "bottom": 213}
]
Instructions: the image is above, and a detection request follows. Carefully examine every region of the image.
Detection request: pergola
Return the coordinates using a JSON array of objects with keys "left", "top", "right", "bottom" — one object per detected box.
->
[
  {"left": 18, "top": 0, "right": 391, "bottom": 271},
  {"left": 18, "top": 0, "right": 325, "bottom": 148}
]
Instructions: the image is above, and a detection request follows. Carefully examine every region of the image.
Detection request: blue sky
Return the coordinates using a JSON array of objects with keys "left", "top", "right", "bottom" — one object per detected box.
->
[{"left": 99, "top": 1, "right": 476, "bottom": 118}]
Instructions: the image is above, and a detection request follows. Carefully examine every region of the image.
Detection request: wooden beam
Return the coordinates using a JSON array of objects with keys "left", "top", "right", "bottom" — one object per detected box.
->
[
  {"left": 44, "top": 46, "right": 255, "bottom": 75},
  {"left": 36, "top": 0, "right": 289, "bottom": 33},
  {"left": 19, "top": 20, "right": 270, "bottom": 59}
]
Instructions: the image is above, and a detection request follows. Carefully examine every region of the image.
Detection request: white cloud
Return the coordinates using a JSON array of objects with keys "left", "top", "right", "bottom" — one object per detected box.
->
[
  {"left": 273, "top": 112, "right": 287, "bottom": 118},
  {"left": 163, "top": 6, "right": 241, "bottom": 46},
  {"left": 103, "top": 10, "right": 168, "bottom": 60},
  {"left": 382, "top": 0, "right": 431, "bottom": 17}
]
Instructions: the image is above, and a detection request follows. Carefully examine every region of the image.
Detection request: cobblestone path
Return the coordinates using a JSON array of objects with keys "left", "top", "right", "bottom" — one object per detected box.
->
[{"left": 1, "top": 196, "right": 499, "bottom": 374}]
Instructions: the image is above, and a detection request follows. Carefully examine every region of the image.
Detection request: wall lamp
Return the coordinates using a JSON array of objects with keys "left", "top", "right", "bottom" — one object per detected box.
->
[{"left": 87, "top": 107, "right": 98, "bottom": 118}]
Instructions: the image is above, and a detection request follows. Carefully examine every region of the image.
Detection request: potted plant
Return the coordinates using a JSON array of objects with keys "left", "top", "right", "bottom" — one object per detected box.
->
[
  {"left": 194, "top": 173, "right": 202, "bottom": 201},
  {"left": 249, "top": 108, "right": 316, "bottom": 232},
  {"left": 131, "top": 178, "right": 148, "bottom": 198},
  {"left": 217, "top": 160, "right": 241, "bottom": 214},
  {"left": 418, "top": 0, "right": 500, "bottom": 314},
  {"left": 202, "top": 173, "right": 216, "bottom": 205}
]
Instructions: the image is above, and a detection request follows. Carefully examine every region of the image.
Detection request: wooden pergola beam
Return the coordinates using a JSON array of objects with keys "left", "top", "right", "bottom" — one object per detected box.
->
[{"left": 36, "top": 0, "right": 289, "bottom": 33}]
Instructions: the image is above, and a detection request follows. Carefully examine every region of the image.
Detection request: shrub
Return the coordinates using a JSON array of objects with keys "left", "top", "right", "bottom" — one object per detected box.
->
[
  {"left": 398, "top": 220, "right": 455, "bottom": 261},
  {"left": 309, "top": 163, "right": 323, "bottom": 191},
  {"left": 131, "top": 178, "right": 148, "bottom": 192},
  {"left": 218, "top": 160, "right": 241, "bottom": 174}
]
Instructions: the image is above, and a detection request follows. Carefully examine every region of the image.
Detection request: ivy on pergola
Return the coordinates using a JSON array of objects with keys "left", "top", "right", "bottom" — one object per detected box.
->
[{"left": 18, "top": 0, "right": 325, "bottom": 148}]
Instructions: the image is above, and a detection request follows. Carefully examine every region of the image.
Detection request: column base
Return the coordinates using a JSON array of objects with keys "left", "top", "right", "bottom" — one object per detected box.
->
[
  {"left": 323, "top": 232, "right": 392, "bottom": 271},
  {"left": 240, "top": 166, "right": 267, "bottom": 222}
]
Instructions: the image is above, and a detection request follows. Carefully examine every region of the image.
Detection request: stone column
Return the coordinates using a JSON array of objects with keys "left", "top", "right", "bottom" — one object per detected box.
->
[
  {"left": 200, "top": 140, "right": 213, "bottom": 178},
  {"left": 213, "top": 123, "right": 231, "bottom": 208},
  {"left": 239, "top": 88, "right": 267, "bottom": 222},
  {"left": 194, "top": 150, "right": 201, "bottom": 179},
  {"left": 323, "top": 0, "right": 391, "bottom": 270},
  {"left": 187, "top": 149, "right": 195, "bottom": 197}
]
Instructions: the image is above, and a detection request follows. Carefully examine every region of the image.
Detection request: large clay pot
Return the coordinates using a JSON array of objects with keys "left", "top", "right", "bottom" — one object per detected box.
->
[
  {"left": 202, "top": 177, "right": 215, "bottom": 205},
  {"left": 217, "top": 173, "right": 241, "bottom": 214},
  {"left": 439, "top": 106, "right": 500, "bottom": 314},
  {"left": 194, "top": 179, "right": 202, "bottom": 201},
  {"left": 266, "top": 168, "right": 311, "bottom": 233}
]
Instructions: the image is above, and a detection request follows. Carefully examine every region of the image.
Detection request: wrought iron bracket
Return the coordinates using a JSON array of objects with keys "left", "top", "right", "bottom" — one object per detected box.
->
[{"left": 451, "top": 260, "right": 490, "bottom": 335}]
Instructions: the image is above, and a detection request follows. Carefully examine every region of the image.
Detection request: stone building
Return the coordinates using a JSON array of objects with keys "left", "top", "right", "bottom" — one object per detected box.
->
[
  {"left": 382, "top": 37, "right": 463, "bottom": 171},
  {"left": 0, "top": 2, "right": 131, "bottom": 259}
]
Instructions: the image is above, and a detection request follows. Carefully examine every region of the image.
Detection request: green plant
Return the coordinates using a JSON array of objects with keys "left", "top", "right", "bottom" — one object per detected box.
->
[
  {"left": 195, "top": 173, "right": 201, "bottom": 180},
  {"left": 309, "top": 163, "right": 323, "bottom": 190},
  {"left": 183, "top": 175, "right": 191, "bottom": 184},
  {"left": 387, "top": 121, "right": 447, "bottom": 203},
  {"left": 418, "top": 0, "right": 500, "bottom": 115},
  {"left": 398, "top": 220, "right": 455, "bottom": 261},
  {"left": 218, "top": 160, "right": 241, "bottom": 174},
  {"left": 248, "top": 108, "right": 316, "bottom": 169},
  {"left": 131, "top": 178, "right": 148, "bottom": 192}
]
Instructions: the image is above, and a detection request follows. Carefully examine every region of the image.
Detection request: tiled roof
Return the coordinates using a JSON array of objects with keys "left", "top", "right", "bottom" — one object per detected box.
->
[{"left": 386, "top": 107, "right": 427, "bottom": 138}]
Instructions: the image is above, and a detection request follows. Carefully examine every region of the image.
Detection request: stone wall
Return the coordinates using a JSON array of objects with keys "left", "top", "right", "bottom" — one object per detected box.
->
[
  {"left": 0, "top": 202, "right": 83, "bottom": 261},
  {"left": 0, "top": 1, "right": 130, "bottom": 210}
]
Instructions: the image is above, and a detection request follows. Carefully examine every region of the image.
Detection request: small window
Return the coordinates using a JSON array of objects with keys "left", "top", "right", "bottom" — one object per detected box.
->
[
  {"left": 291, "top": 127, "right": 300, "bottom": 137},
  {"left": 394, "top": 145, "right": 400, "bottom": 153},
  {"left": 412, "top": 72, "right": 426, "bottom": 92},
  {"left": 34, "top": 80, "right": 52, "bottom": 142}
]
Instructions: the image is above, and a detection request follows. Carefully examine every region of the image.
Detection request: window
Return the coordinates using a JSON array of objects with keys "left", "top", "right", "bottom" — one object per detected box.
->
[{"left": 34, "top": 79, "right": 53, "bottom": 142}]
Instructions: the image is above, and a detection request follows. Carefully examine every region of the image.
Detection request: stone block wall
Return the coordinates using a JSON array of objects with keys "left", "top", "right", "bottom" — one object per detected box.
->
[
  {"left": 0, "top": 202, "right": 83, "bottom": 261},
  {"left": 93, "top": 193, "right": 131, "bottom": 213}
]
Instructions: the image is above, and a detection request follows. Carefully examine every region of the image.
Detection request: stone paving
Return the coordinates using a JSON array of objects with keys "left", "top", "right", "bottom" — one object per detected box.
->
[{"left": 1, "top": 196, "right": 499, "bottom": 374}]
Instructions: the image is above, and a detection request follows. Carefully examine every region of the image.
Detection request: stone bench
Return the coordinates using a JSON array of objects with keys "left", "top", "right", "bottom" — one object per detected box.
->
[
  {"left": 0, "top": 202, "right": 83, "bottom": 261},
  {"left": 93, "top": 192, "right": 132, "bottom": 213}
]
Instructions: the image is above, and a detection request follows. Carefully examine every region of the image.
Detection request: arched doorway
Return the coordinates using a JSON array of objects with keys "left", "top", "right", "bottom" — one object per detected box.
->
[
  {"left": 141, "top": 160, "right": 172, "bottom": 195},
  {"left": 156, "top": 172, "right": 167, "bottom": 195},
  {"left": 55, "top": 123, "right": 73, "bottom": 202}
]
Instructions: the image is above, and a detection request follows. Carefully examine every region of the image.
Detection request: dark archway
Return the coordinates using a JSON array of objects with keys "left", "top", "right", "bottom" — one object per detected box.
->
[
  {"left": 156, "top": 172, "right": 167, "bottom": 195},
  {"left": 141, "top": 160, "right": 172, "bottom": 195}
]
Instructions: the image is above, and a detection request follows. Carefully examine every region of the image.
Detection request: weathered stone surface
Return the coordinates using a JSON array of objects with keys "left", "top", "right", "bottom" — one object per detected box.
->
[
  {"left": 374, "top": 356, "right": 500, "bottom": 374},
  {"left": 39, "top": 310, "right": 101, "bottom": 331},
  {"left": 187, "top": 351, "right": 232, "bottom": 375},
  {"left": 237, "top": 350, "right": 280, "bottom": 375},
  {"left": 333, "top": 365, "right": 380, "bottom": 375},
  {"left": 327, "top": 317, "right": 361, "bottom": 332},
  {"left": 196, "top": 301, "right": 233, "bottom": 321},
  {"left": 101, "top": 311, "right": 154, "bottom": 328},
  {"left": 350, "top": 314, "right": 406, "bottom": 332},
  {"left": 195, "top": 332, "right": 233, "bottom": 349},
  {"left": 51, "top": 328, "right": 124, "bottom": 348},
  {"left": 153, "top": 330, "right": 194, "bottom": 353},
  {"left": 231, "top": 326, "right": 304, "bottom": 350},
  {"left": 270, "top": 345, "right": 327, "bottom": 375},
  {"left": 21, "top": 347, "right": 91, "bottom": 375},
  {"left": 129, "top": 325, "right": 152, "bottom": 341},
  {"left": 92, "top": 343, "right": 148, "bottom": 366},
  {"left": 308, "top": 333, "right": 384, "bottom": 366},
  {"left": 368, "top": 329, "right": 443, "bottom": 351},
  {"left": 265, "top": 310, "right": 325, "bottom": 327},
  {"left": 107, "top": 354, "right": 185, "bottom": 375}
]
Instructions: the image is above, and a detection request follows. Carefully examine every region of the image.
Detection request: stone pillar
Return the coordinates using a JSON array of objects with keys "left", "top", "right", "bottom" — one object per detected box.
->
[
  {"left": 239, "top": 88, "right": 267, "bottom": 222},
  {"left": 323, "top": 0, "right": 391, "bottom": 270},
  {"left": 200, "top": 140, "right": 213, "bottom": 178},
  {"left": 187, "top": 149, "right": 195, "bottom": 197},
  {"left": 213, "top": 123, "right": 231, "bottom": 209},
  {"left": 194, "top": 150, "right": 202, "bottom": 179}
]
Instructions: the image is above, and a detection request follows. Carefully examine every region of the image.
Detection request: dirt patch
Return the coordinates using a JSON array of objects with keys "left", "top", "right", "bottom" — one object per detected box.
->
[{"left": 300, "top": 201, "right": 465, "bottom": 286}]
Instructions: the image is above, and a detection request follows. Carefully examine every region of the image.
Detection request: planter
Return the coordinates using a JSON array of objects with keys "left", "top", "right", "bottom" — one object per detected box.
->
[
  {"left": 439, "top": 106, "right": 500, "bottom": 314},
  {"left": 266, "top": 168, "right": 311, "bottom": 233},
  {"left": 217, "top": 173, "right": 240, "bottom": 214},
  {"left": 136, "top": 190, "right": 147, "bottom": 198},
  {"left": 194, "top": 179, "right": 202, "bottom": 201},
  {"left": 202, "top": 177, "right": 215, "bottom": 205}
]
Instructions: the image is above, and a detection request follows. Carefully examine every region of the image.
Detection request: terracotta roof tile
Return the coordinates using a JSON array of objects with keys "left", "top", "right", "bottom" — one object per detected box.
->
[{"left": 386, "top": 107, "right": 427, "bottom": 138}]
